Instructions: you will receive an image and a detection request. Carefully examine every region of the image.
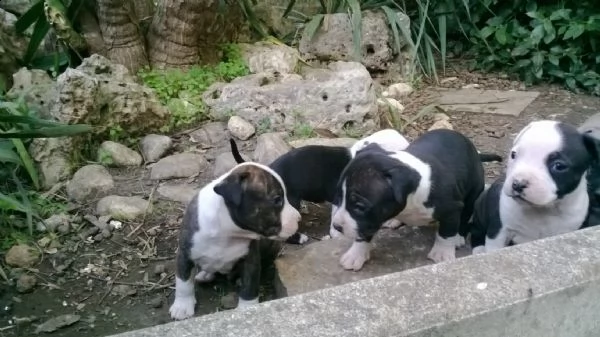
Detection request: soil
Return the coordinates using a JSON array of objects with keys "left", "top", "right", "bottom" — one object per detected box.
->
[{"left": 1, "top": 64, "right": 599, "bottom": 337}]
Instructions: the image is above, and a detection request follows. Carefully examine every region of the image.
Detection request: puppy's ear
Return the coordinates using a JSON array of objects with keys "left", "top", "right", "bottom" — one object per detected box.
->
[
  {"left": 385, "top": 167, "right": 420, "bottom": 204},
  {"left": 213, "top": 171, "right": 250, "bottom": 206},
  {"left": 583, "top": 132, "right": 600, "bottom": 161}
]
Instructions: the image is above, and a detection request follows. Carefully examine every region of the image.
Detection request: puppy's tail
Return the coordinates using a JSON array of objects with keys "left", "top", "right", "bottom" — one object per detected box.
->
[
  {"left": 478, "top": 151, "right": 503, "bottom": 163},
  {"left": 229, "top": 138, "right": 246, "bottom": 163}
]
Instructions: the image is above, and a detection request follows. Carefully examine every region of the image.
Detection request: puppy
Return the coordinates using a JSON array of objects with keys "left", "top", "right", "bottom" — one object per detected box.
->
[
  {"left": 471, "top": 120, "right": 600, "bottom": 254},
  {"left": 330, "top": 129, "right": 502, "bottom": 271},
  {"left": 230, "top": 129, "right": 410, "bottom": 244},
  {"left": 169, "top": 162, "right": 301, "bottom": 320}
]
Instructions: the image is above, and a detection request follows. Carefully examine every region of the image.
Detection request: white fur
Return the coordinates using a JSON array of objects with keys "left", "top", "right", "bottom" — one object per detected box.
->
[
  {"left": 427, "top": 233, "right": 461, "bottom": 263},
  {"left": 169, "top": 162, "right": 301, "bottom": 320},
  {"left": 330, "top": 129, "right": 410, "bottom": 238},
  {"left": 297, "top": 233, "right": 309, "bottom": 244},
  {"left": 340, "top": 241, "right": 371, "bottom": 271},
  {"left": 484, "top": 120, "right": 590, "bottom": 253},
  {"left": 349, "top": 128, "right": 410, "bottom": 157},
  {"left": 236, "top": 297, "right": 259, "bottom": 310},
  {"left": 503, "top": 120, "right": 562, "bottom": 206},
  {"left": 169, "top": 277, "right": 196, "bottom": 320}
]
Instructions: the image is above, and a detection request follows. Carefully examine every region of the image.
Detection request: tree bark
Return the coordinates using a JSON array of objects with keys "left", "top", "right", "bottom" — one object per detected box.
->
[
  {"left": 96, "top": 0, "right": 148, "bottom": 73},
  {"left": 147, "top": 0, "right": 250, "bottom": 68}
]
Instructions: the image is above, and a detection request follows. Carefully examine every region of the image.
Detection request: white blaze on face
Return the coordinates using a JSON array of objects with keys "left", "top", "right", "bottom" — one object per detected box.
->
[
  {"left": 278, "top": 199, "right": 301, "bottom": 239},
  {"left": 350, "top": 129, "right": 410, "bottom": 157},
  {"left": 503, "top": 120, "right": 561, "bottom": 206},
  {"left": 330, "top": 181, "right": 359, "bottom": 239}
]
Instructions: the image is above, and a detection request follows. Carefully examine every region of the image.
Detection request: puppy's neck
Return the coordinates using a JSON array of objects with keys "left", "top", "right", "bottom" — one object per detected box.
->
[
  {"left": 391, "top": 151, "right": 432, "bottom": 207},
  {"left": 203, "top": 189, "right": 261, "bottom": 241}
]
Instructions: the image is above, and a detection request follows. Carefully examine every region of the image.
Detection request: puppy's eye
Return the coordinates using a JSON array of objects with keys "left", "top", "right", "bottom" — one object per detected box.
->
[
  {"left": 510, "top": 151, "right": 517, "bottom": 159},
  {"left": 353, "top": 202, "right": 368, "bottom": 214},
  {"left": 272, "top": 196, "right": 283, "bottom": 206},
  {"left": 551, "top": 161, "right": 568, "bottom": 173}
]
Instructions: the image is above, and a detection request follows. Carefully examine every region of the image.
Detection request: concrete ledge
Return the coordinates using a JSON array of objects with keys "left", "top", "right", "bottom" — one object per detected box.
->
[{"left": 110, "top": 226, "right": 600, "bottom": 337}]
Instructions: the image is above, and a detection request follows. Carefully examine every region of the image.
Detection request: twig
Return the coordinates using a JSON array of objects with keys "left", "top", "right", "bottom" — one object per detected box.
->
[
  {"left": 438, "top": 98, "right": 510, "bottom": 105},
  {"left": 0, "top": 325, "right": 15, "bottom": 331},
  {"left": 98, "top": 269, "right": 124, "bottom": 305},
  {"left": 127, "top": 184, "right": 158, "bottom": 238},
  {"left": 145, "top": 272, "right": 174, "bottom": 293}
]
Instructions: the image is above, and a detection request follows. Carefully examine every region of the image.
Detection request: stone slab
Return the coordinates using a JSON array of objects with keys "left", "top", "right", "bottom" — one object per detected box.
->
[
  {"left": 275, "top": 225, "right": 471, "bottom": 297},
  {"left": 287, "top": 137, "right": 357, "bottom": 149},
  {"left": 109, "top": 226, "right": 600, "bottom": 337},
  {"left": 435, "top": 88, "right": 540, "bottom": 116}
]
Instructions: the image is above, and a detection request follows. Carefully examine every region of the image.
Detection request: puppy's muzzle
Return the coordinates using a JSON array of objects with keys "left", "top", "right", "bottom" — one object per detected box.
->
[{"left": 511, "top": 179, "right": 528, "bottom": 194}]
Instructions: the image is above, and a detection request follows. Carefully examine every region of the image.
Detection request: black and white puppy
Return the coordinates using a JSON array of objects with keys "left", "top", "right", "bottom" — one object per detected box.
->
[
  {"left": 230, "top": 129, "right": 410, "bottom": 244},
  {"left": 471, "top": 120, "right": 600, "bottom": 254},
  {"left": 330, "top": 129, "right": 502, "bottom": 271},
  {"left": 169, "top": 162, "right": 301, "bottom": 320}
]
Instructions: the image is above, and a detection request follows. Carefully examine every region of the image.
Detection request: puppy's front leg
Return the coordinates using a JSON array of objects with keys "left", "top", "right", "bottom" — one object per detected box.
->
[
  {"left": 483, "top": 227, "right": 509, "bottom": 253},
  {"left": 237, "top": 239, "right": 261, "bottom": 310},
  {"left": 169, "top": 250, "right": 196, "bottom": 320},
  {"left": 428, "top": 212, "right": 462, "bottom": 263},
  {"left": 340, "top": 239, "right": 371, "bottom": 271}
]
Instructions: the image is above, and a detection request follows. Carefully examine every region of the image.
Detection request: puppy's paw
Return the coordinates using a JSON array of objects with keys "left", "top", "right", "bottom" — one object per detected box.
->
[
  {"left": 454, "top": 235, "right": 466, "bottom": 248},
  {"left": 471, "top": 246, "right": 486, "bottom": 255},
  {"left": 427, "top": 234, "right": 457, "bottom": 263},
  {"left": 382, "top": 219, "right": 403, "bottom": 229},
  {"left": 194, "top": 270, "right": 215, "bottom": 283},
  {"left": 169, "top": 296, "right": 196, "bottom": 320},
  {"left": 236, "top": 297, "right": 259, "bottom": 310},
  {"left": 340, "top": 242, "right": 370, "bottom": 271},
  {"left": 297, "top": 233, "right": 309, "bottom": 244}
]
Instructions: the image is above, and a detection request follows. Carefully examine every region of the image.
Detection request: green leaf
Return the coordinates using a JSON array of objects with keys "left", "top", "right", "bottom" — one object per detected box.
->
[
  {"left": 23, "top": 15, "right": 50, "bottom": 65},
  {"left": 282, "top": 0, "right": 296, "bottom": 18},
  {"left": 302, "top": 14, "right": 324, "bottom": 43},
  {"left": 0, "top": 191, "right": 29, "bottom": 213},
  {"left": 29, "top": 51, "right": 69, "bottom": 71},
  {"left": 514, "top": 59, "right": 532, "bottom": 69},
  {"left": 525, "top": 11, "right": 542, "bottom": 20},
  {"left": 480, "top": 26, "right": 495, "bottom": 39},
  {"left": 346, "top": 0, "right": 362, "bottom": 62},
  {"left": 563, "top": 24, "right": 585, "bottom": 40},
  {"left": 0, "top": 124, "right": 92, "bottom": 138},
  {"left": 532, "top": 51, "right": 544, "bottom": 68},
  {"left": 511, "top": 44, "right": 531, "bottom": 57},
  {"left": 11, "top": 138, "right": 39, "bottom": 190},
  {"left": 530, "top": 25, "right": 545, "bottom": 44},
  {"left": 566, "top": 77, "right": 577, "bottom": 90},
  {"left": 525, "top": 2, "right": 537, "bottom": 13},
  {"left": 548, "top": 54, "right": 560, "bottom": 66},
  {"left": 494, "top": 25, "right": 507, "bottom": 45},
  {"left": 549, "top": 9, "right": 571, "bottom": 21},
  {"left": 15, "top": 0, "right": 44, "bottom": 33},
  {"left": 438, "top": 7, "right": 447, "bottom": 72},
  {"left": 543, "top": 20, "right": 556, "bottom": 44},
  {"left": 381, "top": 6, "right": 402, "bottom": 54},
  {"left": 0, "top": 143, "right": 21, "bottom": 164},
  {"left": 0, "top": 115, "right": 63, "bottom": 127}
]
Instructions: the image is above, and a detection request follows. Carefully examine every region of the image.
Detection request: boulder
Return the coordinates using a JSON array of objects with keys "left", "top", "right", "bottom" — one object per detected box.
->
[
  {"left": 189, "top": 121, "right": 230, "bottom": 148},
  {"left": 298, "top": 10, "right": 410, "bottom": 71},
  {"left": 227, "top": 116, "right": 256, "bottom": 140},
  {"left": 29, "top": 137, "right": 73, "bottom": 190},
  {"left": 0, "top": 0, "right": 33, "bottom": 15},
  {"left": 204, "top": 61, "right": 378, "bottom": 135},
  {"left": 6, "top": 68, "right": 56, "bottom": 118},
  {"left": 0, "top": 9, "right": 28, "bottom": 87},
  {"left": 213, "top": 151, "right": 251, "bottom": 178},
  {"left": 157, "top": 184, "right": 199, "bottom": 204},
  {"left": 140, "top": 134, "right": 173, "bottom": 163},
  {"left": 150, "top": 153, "right": 209, "bottom": 180},
  {"left": 253, "top": 132, "right": 291, "bottom": 165},
  {"left": 66, "top": 164, "right": 114, "bottom": 202},
  {"left": 239, "top": 41, "right": 299, "bottom": 74},
  {"left": 97, "top": 141, "right": 143, "bottom": 167},
  {"left": 96, "top": 195, "right": 151, "bottom": 221},
  {"left": 49, "top": 54, "right": 170, "bottom": 136},
  {"left": 5, "top": 244, "right": 40, "bottom": 268},
  {"left": 288, "top": 137, "right": 357, "bottom": 148}
]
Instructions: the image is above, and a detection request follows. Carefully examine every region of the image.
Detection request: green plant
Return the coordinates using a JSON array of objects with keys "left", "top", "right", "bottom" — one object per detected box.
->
[
  {"left": 461, "top": 0, "right": 600, "bottom": 94},
  {"left": 292, "top": 122, "right": 315, "bottom": 138},
  {"left": 138, "top": 44, "right": 250, "bottom": 132},
  {"left": 256, "top": 117, "right": 272, "bottom": 135},
  {"left": 0, "top": 95, "right": 91, "bottom": 233}
]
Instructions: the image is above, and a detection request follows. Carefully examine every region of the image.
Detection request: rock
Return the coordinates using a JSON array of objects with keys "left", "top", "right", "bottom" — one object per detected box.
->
[
  {"left": 383, "top": 82, "right": 414, "bottom": 99},
  {"left": 462, "top": 83, "right": 481, "bottom": 89},
  {"left": 66, "top": 165, "right": 114, "bottom": 202},
  {"left": 299, "top": 10, "right": 410, "bottom": 71},
  {"left": 148, "top": 296, "right": 163, "bottom": 309},
  {"left": 214, "top": 151, "right": 250, "bottom": 178},
  {"left": 227, "top": 116, "right": 256, "bottom": 140},
  {"left": 440, "top": 76, "right": 458, "bottom": 84},
  {"left": 189, "top": 122, "right": 229, "bottom": 148},
  {"left": 16, "top": 274, "right": 37, "bottom": 293},
  {"left": 35, "top": 314, "right": 80, "bottom": 333},
  {"left": 288, "top": 137, "right": 357, "bottom": 148},
  {"left": 157, "top": 184, "right": 198, "bottom": 204},
  {"left": 57, "top": 224, "right": 70, "bottom": 235},
  {"left": 150, "top": 153, "right": 209, "bottom": 180},
  {"left": 220, "top": 292, "right": 238, "bottom": 310},
  {"left": 435, "top": 89, "right": 541, "bottom": 117},
  {"left": 377, "top": 97, "right": 405, "bottom": 113},
  {"left": 6, "top": 68, "right": 56, "bottom": 118},
  {"left": 153, "top": 264, "right": 166, "bottom": 275},
  {"left": 0, "top": 0, "right": 32, "bottom": 15},
  {"left": 239, "top": 41, "right": 299, "bottom": 74},
  {"left": 433, "top": 112, "right": 450, "bottom": 122},
  {"left": 274, "top": 226, "right": 471, "bottom": 298},
  {"left": 29, "top": 137, "right": 73, "bottom": 190},
  {"left": 5, "top": 244, "right": 40, "bottom": 268},
  {"left": 111, "top": 284, "right": 137, "bottom": 297},
  {"left": 96, "top": 195, "right": 150, "bottom": 221},
  {"left": 428, "top": 119, "right": 453, "bottom": 131},
  {"left": 204, "top": 62, "right": 378, "bottom": 135},
  {"left": 39, "top": 213, "right": 70, "bottom": 232},
  {"left": 0, "top": 9, "right": 28, "bottom": 87},
  {"left": 254, "top": 132, "right": 291, "bottom": 165},
  {"left": 49, "top": 54, "right": 169, "bottom": 137},
  {"left": 252, "top": 1, "right": 320, "bottom": 38},
  {"left": 140, "top": 134, "right": 172, "bottom": 163},
  {"left": 97, "top": 141, "right": 142, "bottom": 167}
]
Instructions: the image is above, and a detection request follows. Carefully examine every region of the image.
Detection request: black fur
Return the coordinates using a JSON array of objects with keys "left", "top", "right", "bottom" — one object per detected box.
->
[{"left": 470, "top": 175, "right": 504, "bottom": 249}]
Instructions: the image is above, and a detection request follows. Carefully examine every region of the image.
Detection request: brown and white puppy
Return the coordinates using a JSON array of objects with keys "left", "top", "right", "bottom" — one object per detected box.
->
[{"left": 169, "top": 162, "right": 301, "bottom": 320}]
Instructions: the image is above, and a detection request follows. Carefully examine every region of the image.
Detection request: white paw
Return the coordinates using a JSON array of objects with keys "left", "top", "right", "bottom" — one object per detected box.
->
[
  {"left": 340, "top": 241, "right": 370, "bottom": 271},
  {"left": 194, "top": 270, "right": 215, "bottom": 283},
  {"left": 427, "top": 234, "right": 457, "bottom": 263},
  {"left": 454, "top": 235, "right": 466, "bottom": 248},
  {"left": 471, "top": 246, "right": 486, "bottom": 255},
  {"left": 169, "top": 296, "right": 196, "bottom": 320},
  {"left": 297, "top": 233, "right": 309, "bottom": 244},
  {"left": 236, "top": 297, "right": 259, "bottom": 310},
  {"left": 382, "top": 219, "right": 403, "bottom": 229}
]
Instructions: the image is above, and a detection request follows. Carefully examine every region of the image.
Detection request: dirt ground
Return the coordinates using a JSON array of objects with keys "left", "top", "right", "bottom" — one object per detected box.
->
[{"left": 1, "top": 67, "right": 599, "bottom": 337}]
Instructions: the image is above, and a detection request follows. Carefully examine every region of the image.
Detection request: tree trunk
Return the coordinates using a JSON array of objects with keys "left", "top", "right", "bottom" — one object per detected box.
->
[
  {"left": 147, "top": 0, "right": 250, "bottom": 68},
  {"left": 96, "top": 0, "right": 148, "bottom": 73}
]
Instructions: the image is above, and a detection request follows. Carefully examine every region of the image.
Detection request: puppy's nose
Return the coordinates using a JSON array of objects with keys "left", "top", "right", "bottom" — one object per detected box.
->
[
  {"left": 333, "top": 224, "right": 344, "bottom": 233},
  {"left": 512, "top": 179, "right": 528, "bottom": 193}
]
